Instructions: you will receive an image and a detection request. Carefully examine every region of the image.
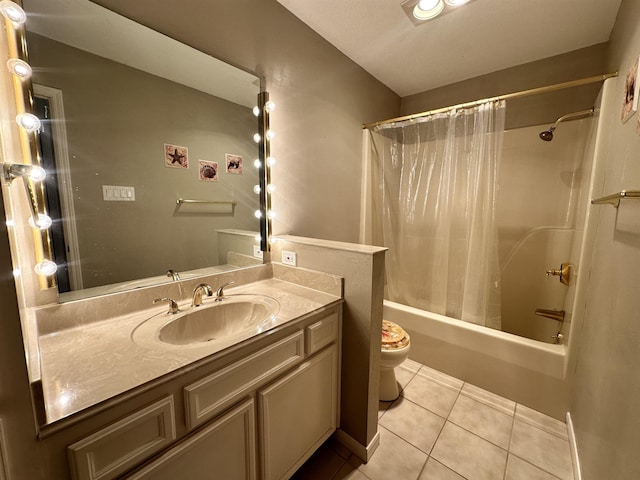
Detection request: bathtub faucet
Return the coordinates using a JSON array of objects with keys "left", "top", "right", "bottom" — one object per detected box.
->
[{"left": 534, "top": 308, "right": 565, "bottom": 322}]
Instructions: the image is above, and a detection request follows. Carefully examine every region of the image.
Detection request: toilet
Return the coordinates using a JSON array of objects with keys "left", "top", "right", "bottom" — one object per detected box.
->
[{"left": 379, "top": 319, "right": 411, "bottom": 401}]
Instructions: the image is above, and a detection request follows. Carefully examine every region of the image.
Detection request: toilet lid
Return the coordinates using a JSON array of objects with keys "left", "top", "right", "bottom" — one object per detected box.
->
[{"left": 381, "top": 320, "right": 410, "bottom": 350}]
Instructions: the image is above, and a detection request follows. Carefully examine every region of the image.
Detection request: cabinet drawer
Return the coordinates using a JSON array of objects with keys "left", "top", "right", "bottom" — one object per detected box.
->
[
  {"left": 184, "top": 331, "right": 304, "bottom": 428},
  {"left": 306, "top": 311, "right": 339, "bottom": 355},
  {"left": 68, "top": 397, "right": 176, "bottom": 480}
]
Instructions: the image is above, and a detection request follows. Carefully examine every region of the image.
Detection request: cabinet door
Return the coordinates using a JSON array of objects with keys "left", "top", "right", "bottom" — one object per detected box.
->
[
  {"left": 126, "top": 398, "right": 256, "bottom": 480},
  {"left": 259, "top": 345, "right": 338, "bottom": 480}
]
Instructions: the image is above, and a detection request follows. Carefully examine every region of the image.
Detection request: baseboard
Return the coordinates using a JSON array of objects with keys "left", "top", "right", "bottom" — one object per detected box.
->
[
  {"left": 333, "top": 428, "right": 380, "bottom": 463},
  {"left": 566, "top": 412, "right": 581, "bottom": 480}
]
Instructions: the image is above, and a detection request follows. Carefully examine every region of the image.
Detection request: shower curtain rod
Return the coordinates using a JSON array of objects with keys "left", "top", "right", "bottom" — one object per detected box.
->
[{"left": 362, "top": 72, "right": 618, "bottom": 129}]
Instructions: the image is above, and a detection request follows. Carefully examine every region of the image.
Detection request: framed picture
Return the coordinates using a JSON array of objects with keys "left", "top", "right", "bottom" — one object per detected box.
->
[
  {"left": 199, "top": 160, "right": 218, "bottom": 182},
  {"left": 621, "top": 56, "right": 639, "bottom": 123},
  {"left": 164, "top": 144, "right": 189, "bottom": 169},
  {"left": 225, "top": 154, "right": 243, "bottom": 174}
]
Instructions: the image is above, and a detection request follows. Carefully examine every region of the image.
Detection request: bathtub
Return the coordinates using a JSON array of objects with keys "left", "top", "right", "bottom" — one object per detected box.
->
[{"left": 384, "top": 300, "right": 569, "bottom": 419}]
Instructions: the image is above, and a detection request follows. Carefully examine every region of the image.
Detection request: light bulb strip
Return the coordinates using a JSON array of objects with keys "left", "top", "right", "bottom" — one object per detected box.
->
[
  {"left": 256, "top": 91, "right": 273, "bottom": 251},
  {"left": 2, "top": 2, "right": 57, "bottom": 287}
]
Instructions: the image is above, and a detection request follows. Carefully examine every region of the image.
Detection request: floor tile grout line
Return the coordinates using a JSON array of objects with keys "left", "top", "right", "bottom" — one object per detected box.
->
[
  {"left": 503, "top": 405, "right": 518, "bottom": 480},
  {"left": 456, "top": 390, "right": 517, "bottom": 422},
  {"left": 458, "top": 388, "right": 517, "bottom": 418},
  {"left": 508, "top": 451, "right": 566, "bottom": 480},
  {"left": 325, "top": 456, "right": 349, "bottom": 480}
]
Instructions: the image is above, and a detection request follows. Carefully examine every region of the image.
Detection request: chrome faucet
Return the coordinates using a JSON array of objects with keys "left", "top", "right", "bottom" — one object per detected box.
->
[
  {"left": 192, "top": 283, "right": 213, "bottom": 307},
  {"left": 215, "top": 281, "right": 235, "bottom": 301}
]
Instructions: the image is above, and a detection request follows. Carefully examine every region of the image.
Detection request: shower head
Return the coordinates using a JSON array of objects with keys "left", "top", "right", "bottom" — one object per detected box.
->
[
  {"left": 539, "top": 128, "right": 555, "bottom": 142},
  {"left": 538, "top": 107, "right": 595, "bottom": 142}
]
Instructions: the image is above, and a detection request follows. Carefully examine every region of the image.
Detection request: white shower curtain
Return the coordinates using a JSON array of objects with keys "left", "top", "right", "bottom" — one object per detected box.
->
[{"left": 368, "top": 101, "right": 505, "bottom": 329}]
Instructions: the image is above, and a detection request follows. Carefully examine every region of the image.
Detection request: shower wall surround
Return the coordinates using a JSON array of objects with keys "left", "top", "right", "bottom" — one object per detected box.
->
[{"left": 499, "top": 118, "right": 597, "bottom": 343}]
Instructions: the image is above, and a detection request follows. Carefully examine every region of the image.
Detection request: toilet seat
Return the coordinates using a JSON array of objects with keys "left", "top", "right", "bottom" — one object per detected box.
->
[{"left": 381, "top": 320, "right": 410, "bottom": 350}]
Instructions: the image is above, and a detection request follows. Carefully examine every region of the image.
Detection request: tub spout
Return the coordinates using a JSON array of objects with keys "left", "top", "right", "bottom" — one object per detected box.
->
[{"left": 535, "top": 308, "right": 565, "bottom": 322}]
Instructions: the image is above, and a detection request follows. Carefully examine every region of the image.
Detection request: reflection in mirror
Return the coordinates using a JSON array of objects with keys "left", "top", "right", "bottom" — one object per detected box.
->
[{"left": 23, "top": 0, "right": 263, "bottom": 302}]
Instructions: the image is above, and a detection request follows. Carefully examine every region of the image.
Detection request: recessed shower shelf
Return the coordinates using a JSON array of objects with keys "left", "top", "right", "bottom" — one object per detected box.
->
[{"left": 591, "top": 190, "right": 640, "bottom": 208}]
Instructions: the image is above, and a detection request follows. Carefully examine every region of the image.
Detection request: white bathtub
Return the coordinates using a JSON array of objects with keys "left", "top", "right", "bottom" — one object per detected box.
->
[{"left": 384, "top": 300, "right": 569, "bottom": 419}]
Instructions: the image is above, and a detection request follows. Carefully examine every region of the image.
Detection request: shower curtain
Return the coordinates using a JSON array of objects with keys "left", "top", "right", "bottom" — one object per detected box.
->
[{"left": 367, "top": 101, "right": 505, "bottom": 329}]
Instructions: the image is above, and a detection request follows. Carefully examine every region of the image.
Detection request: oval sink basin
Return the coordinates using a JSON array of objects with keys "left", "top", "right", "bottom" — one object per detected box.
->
[{"left": 157, "top": 295, "right": 280, "bottom": 346}]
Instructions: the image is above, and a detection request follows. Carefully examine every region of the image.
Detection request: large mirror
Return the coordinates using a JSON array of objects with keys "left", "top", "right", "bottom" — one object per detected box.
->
[{"left": 23, "top": 0, "right": 263, "bottom": 302}]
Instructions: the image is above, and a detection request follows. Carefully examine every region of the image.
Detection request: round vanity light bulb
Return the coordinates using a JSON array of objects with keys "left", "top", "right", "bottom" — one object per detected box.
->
[
  {"left": 266, "top": 156, "right": 276, "bottom": 167},
  {"left": 0, "top": 0, "right": 26, "bottom": 25},
  {"left": 29, "top": 165, "right": 46, "bottom": 182},
  {"left": 253, "top": 106, "right": 260, "bottom": 117},
  {"left": 253, "top": 133, "right": 261, "bottom": 143},
  {"left": 253, "top": 185, "right": 261, "bottom": 194},
  {"left": 445, "top": 0, "right": 470, "bottom": 5},
  {"left": 254, "top": 209, "right": 263, "bottom": 218},
  {"left": 414, "top": 0, "right": 444, "bottom": 20},
  {"left": 16, "top": 113, "right": 41, "bottom": 133},
  {"left": 265, "top": 101, "right": 276, "bottom": 113},
  {"left": 266, "top": 130, "right": 275, "bottom": 141},
  {"left": 266, "top": 184, "right": 276, "bottom": 193},
  {"left": 28, "top": 213, "right": 52, "bottom": 230},
  {"left": 254, "top": 159, "right": 262, "bottom": 168},
  {"left": 7, "top": 59, "right": 32, "bottom": 79},
  {"left": 34, "top": 259, "right": 57, "bottom": 276},
  {"left": 5, "top": 219, "right": 14, "bottom": 227},
  {"left": 12, "top": 268, "right": 21, "bottom": 278}
]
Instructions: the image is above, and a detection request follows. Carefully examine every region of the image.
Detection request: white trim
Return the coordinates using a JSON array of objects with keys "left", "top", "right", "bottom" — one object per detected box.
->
[
  {"left": 333, "top": 428, "right": 380, "bottom": 463},
  {"left": 33, "top": 84, "right": 83, "bottom": 290},
  {"left": 566, "top": 412, "right": 582, "bottom": 480}
]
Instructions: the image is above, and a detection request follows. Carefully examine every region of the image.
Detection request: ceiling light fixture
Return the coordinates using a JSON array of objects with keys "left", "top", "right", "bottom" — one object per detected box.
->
[
  {"left": 413, "top": 0, "right": 444, "bottom": 20},
  {"left": 404, "top": 0, "right": 475, "bottom": 24}
]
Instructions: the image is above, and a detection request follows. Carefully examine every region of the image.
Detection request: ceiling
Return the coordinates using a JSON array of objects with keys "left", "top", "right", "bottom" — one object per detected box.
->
[{"left": 276, "top": 0, "right": 622, "bottom": 97}]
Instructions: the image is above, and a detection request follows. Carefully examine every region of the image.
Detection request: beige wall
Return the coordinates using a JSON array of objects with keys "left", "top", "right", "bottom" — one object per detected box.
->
[
  {"left": 402, "top": 44, "right": 609, "bottom": 130},
  {"left": 567, "top": 0, "right": 640, "bottom": 478},
  {"left": 28, "top": 33, "right": 260, "bottom": 288}
]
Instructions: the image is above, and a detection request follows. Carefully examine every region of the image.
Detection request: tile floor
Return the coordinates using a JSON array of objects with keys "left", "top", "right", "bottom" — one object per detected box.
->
[{"left": 292, "top": 359, "right": 574, "bottom": 480}]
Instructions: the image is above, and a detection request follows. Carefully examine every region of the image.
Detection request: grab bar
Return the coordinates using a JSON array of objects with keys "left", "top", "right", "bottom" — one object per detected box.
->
[
  {"left": 591, "top": 190, "right": 640, "bottom": 208},
  {"left": 176, "top": 198, "right": 238, "bottom": 206}
]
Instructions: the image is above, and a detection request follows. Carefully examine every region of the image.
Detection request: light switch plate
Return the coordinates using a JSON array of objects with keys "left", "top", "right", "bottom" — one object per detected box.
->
[
  {"left": 282, "top": 251, "right": 297, "bottom": 266},
  {"left": 103, "top": 185, "right": 135, "bottom": 201}
]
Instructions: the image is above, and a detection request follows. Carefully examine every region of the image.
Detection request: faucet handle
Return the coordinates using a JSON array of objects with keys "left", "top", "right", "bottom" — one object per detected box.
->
[
  {"left": 153, "top": 297, "right": 180, "bottom": 314},
  {"left": 216, "top": 281, "right": 235, "bottom": 298}
]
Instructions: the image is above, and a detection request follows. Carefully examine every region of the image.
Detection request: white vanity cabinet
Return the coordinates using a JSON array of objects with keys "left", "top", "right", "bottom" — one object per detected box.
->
[
  {"left": 125, "top": 398, "right": 257, "bottom": 480},
  {"left": 259, "top": 343, "right": 339, "bottom": 480},
  {"left": 66, "top": 304, "right": 342, "bottom": 480}
]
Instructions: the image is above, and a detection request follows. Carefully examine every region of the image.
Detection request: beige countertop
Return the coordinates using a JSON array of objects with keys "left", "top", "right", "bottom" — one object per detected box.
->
[{"left": 38, "top": 278, "right": 341, "bottom": 424}]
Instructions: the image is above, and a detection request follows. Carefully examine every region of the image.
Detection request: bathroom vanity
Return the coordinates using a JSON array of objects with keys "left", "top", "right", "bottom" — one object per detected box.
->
[{"left": 32, "top": 268, "right": 343, "bottom": 480}]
